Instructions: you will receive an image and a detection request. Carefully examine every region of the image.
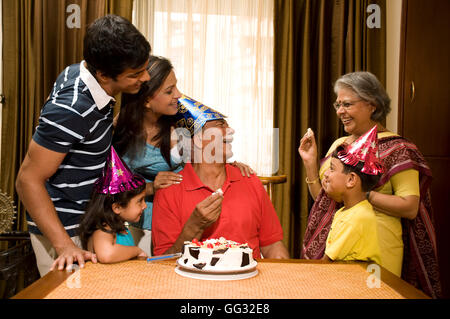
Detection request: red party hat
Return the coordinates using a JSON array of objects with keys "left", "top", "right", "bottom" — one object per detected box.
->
[
  {"left": 94, "top": 146, "right": 146, "bottom": 194},
  {"left": 337, "top": 125, "right": 384, "bottom": 175}
]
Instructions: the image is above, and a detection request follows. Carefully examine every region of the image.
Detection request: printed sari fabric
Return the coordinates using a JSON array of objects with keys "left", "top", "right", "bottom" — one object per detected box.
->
[{"left": 301, "top": 135, "right": 442, "bottom": 298}]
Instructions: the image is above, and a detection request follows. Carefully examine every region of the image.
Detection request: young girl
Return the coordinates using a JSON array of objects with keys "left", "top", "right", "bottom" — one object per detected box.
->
[{"left": 78, "top": 146, "right": 148, "bottom": 263}]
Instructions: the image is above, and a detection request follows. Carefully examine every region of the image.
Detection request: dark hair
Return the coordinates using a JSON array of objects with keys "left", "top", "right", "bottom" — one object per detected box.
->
[
  {"left": 83, "top": 14, "right": 151, "bottom": 79},
  {"left": 78, "top": 183, "right": 146, "bottom": 250},
  {"left": 331, "top": 146, "right": 381, "bottom": 192},
  {"left": 113, "top": 56, "right": 176, "bottom": 168}
]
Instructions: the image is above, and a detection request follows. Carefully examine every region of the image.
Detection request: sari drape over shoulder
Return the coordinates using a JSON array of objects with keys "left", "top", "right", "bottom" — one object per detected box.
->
[{"left": 301, "top": 135, "right": 442, "bottom": 298}]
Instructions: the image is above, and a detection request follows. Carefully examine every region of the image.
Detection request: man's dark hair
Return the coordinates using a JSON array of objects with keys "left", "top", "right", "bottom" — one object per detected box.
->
[
  {"left": 332, "top": 146, "right": 381, "bottom": 192},
  {"left": 83, "top": 14, "right": 151, "bottom": 79}
]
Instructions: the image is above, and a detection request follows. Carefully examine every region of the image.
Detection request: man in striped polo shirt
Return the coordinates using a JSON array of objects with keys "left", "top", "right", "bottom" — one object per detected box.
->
[{"left": 16, "top": 15, "right": 151, "bottom": 276}]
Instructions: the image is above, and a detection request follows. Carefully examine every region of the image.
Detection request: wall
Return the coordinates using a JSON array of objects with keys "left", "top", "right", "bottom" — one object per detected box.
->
[{"left": 386, "top": 0, "right": 403, "bottom": 133}]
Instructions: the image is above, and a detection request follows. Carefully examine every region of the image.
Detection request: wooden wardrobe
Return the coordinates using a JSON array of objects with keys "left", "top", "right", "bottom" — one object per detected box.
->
[{"left": 398, "top": 0, "right": 450, "bottom": 298}]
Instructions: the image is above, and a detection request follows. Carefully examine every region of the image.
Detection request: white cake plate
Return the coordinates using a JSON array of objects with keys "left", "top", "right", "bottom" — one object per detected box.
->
[
  {"left": 175, "top": 266, "right": 259, "bottom": 281},
  {"left": 176, "top": 258, "right": 257, "bottom": 274}
]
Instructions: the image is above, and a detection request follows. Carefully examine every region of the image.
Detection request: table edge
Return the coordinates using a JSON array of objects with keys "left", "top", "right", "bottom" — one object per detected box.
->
[
  {"left": 258, "top": 259, "right": 430, "bottom": 299},
  {"left": 11, "top": 268, "right": 72, "bottom": 299},
  {"left": 11, "top": 258, "right": 431, "bottom": 299}
]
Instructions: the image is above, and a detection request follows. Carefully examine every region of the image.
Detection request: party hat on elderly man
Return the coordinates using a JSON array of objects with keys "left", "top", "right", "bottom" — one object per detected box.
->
[
  {"left": 94, "top": 146, "right": 146, "bottom": 194},
  {"left": 175, "top": 94, "right": 226, "bottom": 136},
  {"left": 337, "top": 125, "right": 384, "bottom": 175}
]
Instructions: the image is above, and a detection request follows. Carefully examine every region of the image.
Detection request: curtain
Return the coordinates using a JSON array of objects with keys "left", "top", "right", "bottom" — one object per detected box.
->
[
  {"left": 0, "top": 0, "right": 133, "bottom": 231},
  {"left": 273, "top": 0, "right": 386, "bottom": 257},
  {"left": 133, "top": 0, "right": 276, "bottom": 176}
]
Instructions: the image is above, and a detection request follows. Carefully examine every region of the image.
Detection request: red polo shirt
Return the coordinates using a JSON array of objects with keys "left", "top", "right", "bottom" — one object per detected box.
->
[{"left": 152, "top": 163, "right": 284, "bottom": 258}]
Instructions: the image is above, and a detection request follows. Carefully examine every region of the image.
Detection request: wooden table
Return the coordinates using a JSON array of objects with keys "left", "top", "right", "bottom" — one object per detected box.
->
[{"left": 12, "top": 259, "right": 429, "bottom": 299}]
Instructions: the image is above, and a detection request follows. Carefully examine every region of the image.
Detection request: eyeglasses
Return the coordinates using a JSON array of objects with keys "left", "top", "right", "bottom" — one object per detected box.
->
[{"left": 333, "top": 100, "right": 363, "bottom": 111}]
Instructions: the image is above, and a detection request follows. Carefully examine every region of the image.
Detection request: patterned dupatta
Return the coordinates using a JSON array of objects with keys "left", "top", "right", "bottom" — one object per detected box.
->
[{"left": 301, "top": 135, "right": 442, "bottom": 298}]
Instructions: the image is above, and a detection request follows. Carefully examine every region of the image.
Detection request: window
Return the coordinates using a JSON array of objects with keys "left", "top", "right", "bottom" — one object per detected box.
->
[{"left": 133, "top": 0, "right": 276, "bottom": 175}]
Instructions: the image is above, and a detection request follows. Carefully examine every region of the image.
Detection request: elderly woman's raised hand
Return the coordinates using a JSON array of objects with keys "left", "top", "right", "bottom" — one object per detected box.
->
[{"left": 298, "top": 128, "right": 318, "bottom": 165}]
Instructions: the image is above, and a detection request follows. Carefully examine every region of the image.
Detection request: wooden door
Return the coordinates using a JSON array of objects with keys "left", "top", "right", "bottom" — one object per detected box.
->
[{"left": 398, "top": 0, "right": 450, "bottom": 298}]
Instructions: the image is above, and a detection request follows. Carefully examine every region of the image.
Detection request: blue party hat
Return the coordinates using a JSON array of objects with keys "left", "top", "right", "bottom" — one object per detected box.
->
[{"left": 175, "top": 95, "right": 227, "bottom": 136}]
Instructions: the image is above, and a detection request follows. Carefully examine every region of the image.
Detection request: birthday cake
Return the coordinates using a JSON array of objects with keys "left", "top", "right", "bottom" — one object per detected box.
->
[{"left": 178, "top": 237, "right": 256, "bottom": 272}]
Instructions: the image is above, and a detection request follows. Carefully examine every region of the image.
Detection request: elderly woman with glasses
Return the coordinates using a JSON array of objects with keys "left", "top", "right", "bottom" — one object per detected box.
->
[{"left": 298, "top": 71, "right": 441, "bottom": 298}]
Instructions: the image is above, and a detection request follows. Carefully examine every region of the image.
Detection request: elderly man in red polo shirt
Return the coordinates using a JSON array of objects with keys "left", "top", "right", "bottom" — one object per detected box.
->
[{"left": 151, "top": 96, "right": 289, "bottom": 259}]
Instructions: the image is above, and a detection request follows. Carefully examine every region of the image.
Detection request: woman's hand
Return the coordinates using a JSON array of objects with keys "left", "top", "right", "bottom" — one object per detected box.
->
[
  {"left": 230, "top": 161, "right": 255, "bottom": 177},
  {"left": 151, "top": 171, "right": 183, "bottom": 194},
  {"left": 368, "top": 192, "right": 420, "bottom": 220},
  {"left": 298, "top": 128, "right": 322, "bottom": 200},
  {"left": 298, "top": 128, "right": 318, "bottom": 165}
]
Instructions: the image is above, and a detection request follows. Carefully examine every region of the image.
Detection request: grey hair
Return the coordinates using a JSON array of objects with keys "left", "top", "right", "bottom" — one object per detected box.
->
[{"left": 334, "top": 71, "right": 391, "bottom": 122}]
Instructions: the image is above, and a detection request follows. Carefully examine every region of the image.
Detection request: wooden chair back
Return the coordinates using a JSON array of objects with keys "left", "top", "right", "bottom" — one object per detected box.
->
[{"left": 258, "top": 175, "right": 287, "bottom": 201}]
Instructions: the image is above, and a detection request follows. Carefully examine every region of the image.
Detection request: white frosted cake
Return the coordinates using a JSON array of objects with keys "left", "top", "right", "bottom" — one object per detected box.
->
[{"left": 178, "top": 237, "right": 256, "bottom": 271}]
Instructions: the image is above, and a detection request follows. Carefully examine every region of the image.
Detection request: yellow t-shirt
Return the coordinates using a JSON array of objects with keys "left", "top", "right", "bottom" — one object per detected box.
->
[
  {"left": 325, "top": 200, "right": 382, "bottom": 265},
  {"left": 319, "top": 132, "right": 420, "bottom": 276}
]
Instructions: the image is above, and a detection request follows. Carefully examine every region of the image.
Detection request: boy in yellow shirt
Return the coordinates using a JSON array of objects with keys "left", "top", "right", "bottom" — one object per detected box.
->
[{"left": 322, "top": 126, "right": 383, "bottom": 266}]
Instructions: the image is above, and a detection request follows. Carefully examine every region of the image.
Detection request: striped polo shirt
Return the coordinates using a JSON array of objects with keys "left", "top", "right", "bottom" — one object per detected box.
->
[{"left": 28, "top": 61, "right": 115, "bottom": 237}]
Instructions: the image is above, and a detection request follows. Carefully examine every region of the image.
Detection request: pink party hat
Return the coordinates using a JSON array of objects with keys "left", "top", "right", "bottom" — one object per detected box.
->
[
  {"left": 337, "top": 125, "right": 384, "bottom": 175},
  {"left": 94, "top": 146, "right": 146, "bottom": 194}
]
